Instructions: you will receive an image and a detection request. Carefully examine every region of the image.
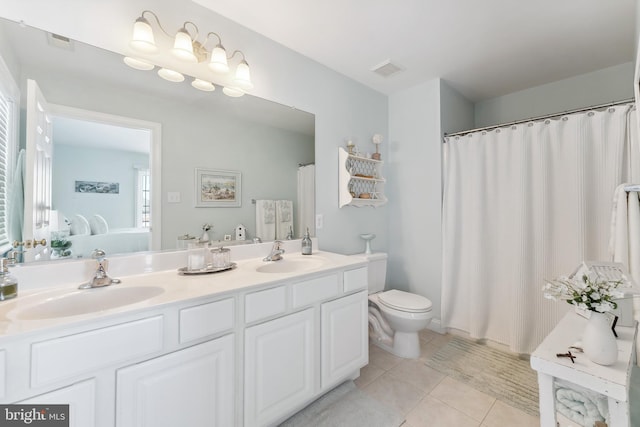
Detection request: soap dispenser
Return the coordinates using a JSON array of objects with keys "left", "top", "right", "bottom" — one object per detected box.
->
[
  {"left": 301, "top": 228, "right": 312, "bottom": 255},
  {"left": 0, "top": 256, "right": 17, "bottom": 300}
]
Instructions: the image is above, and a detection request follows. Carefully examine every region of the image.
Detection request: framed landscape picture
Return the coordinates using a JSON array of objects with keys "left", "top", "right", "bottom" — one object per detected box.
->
[{"left": 195, "top": 168, "right": 241, "bottom": 207}]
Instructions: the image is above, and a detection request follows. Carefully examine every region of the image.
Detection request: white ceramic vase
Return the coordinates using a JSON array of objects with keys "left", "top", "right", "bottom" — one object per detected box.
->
[{"left": 582, "top": 311, "right": 618, "bottom": 366}]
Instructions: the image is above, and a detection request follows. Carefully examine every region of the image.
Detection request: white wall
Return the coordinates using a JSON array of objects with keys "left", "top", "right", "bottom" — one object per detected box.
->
[
  {"left": 0, "top": 0, "right": 389, "bottom": 256},
  {"left": 475, "top": 62, "right": 634, "bottom": 127}
]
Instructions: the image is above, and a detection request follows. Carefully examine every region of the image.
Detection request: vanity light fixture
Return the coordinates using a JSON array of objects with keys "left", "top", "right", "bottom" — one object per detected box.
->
[
  {"left": 126, "top": 10, "right": 254, "bottom": 97},
  {"left": 192, "top": 78, "right": 216, "bottom": 92},
  {"left": 123, "top": 56, "right": 155, "bottom": 71},
  {"left": 222, "top": 86, "right": 245, "bottom": 97},
  {"left": 157, "top": 68, "right": 184, "bottom": 82}
]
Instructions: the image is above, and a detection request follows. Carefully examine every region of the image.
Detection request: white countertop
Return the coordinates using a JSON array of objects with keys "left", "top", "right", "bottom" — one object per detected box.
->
[{"left": 0, "top": 247, "right": 367, "bottom": 338}]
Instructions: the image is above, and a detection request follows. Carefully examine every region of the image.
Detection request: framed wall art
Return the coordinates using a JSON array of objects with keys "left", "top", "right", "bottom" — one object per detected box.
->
[{"left": 195, "top": 168, "right": 241, "bottom": 207}]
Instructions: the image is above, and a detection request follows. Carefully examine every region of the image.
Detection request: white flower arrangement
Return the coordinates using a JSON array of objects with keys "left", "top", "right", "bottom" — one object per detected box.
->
[{"left": 542, "top": 272, "right": 626, "bottom": 313}]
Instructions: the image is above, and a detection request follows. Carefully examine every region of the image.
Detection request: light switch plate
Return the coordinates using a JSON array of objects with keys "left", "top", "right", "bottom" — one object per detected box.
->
[
  {"left": 315, "top": 214, "right": 323, "bottom": 230},
  {"left": 167, "top": 192, "right": 181, "bottom": 203}
]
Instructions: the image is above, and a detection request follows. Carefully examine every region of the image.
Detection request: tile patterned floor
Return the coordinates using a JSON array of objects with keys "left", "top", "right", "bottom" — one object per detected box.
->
[{"left": 355, "top": 330, "right": 540, "bottom": 427}]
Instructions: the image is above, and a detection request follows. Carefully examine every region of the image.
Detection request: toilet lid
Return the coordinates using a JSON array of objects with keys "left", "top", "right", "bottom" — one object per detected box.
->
[{"left": 378, "top": 290, "right": 432, "bottom": 313}]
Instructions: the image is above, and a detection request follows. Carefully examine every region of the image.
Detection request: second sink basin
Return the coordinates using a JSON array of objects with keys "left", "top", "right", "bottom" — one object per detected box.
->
[
  {"left": 14, "top": 285, "right": 165, "bottom": 320},
  {"left": 256, "top": 257, "right": 325, "bottom": 274}
]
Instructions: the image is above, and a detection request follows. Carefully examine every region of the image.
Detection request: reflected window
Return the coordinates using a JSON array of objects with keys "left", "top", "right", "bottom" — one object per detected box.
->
[
  {"left": 0, "top": 57, "right": 19, "bottom": 250},
  {"left": 136, "top": 168, "right": 150, "bottom": 228}
]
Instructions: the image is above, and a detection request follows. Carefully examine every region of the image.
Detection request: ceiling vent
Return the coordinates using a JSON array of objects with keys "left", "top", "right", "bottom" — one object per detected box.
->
[
  {"left": 47, "top": 32, "right": 74, "bottom": 51},
  {"left": 371, "top": 60, "right": 403, "bottom": 78}
]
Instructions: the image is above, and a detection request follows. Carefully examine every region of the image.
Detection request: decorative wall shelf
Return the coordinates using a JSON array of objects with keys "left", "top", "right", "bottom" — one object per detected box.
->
[{"left": 338, "top": 147, "right": 387, "bottom": 208}]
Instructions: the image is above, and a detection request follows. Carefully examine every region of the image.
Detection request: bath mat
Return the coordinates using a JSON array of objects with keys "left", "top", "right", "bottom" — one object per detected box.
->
[
  {"left": 424, "top": 336, "right": 539, "bottom": 417},
  {"left": 280, "top": 380, "right": 405, "bottom": 427}
]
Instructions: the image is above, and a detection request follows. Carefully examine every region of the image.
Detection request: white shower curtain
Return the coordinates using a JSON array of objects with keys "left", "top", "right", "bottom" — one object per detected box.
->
[
  {"left": 442, "top": 104, "right": 635, "bottom": 354},
  {"left": 297, "top": 164, "right": 315, "bottom": 237}
]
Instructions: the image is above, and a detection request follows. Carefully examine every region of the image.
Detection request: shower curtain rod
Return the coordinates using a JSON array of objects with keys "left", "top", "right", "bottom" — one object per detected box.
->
[{"left": 444, "top": 98, "right": 635, "bottom": 139}]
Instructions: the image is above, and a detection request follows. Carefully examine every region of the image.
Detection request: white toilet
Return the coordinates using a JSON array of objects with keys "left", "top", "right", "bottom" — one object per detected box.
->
[{"left": 362, "top": 252, "right": 433, "bottom": 359}]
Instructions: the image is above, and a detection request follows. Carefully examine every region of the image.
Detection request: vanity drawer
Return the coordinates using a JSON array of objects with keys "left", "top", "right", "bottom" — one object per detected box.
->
[
  {"left": 292, "top": 274, "right": 340, "bottom": 308},
  {"left": 343, "top": 267, "right": 368, "bottom": 293},
  {"left": 245, "top": 286, "right": 286, "bottom": 324},
  {"left": 31, "top": 316, "right": 163, "bottom": 387},
  {"left": 180, "top": 298, "right": 234, "bottom": 343}
]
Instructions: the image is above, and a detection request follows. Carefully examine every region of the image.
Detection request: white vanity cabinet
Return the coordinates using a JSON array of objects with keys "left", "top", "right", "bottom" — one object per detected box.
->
[
  {"left": 244, "top": 308, "right": 315, "bottom": 427},
  {"left": 116, "top": 334, "right": 234, "bottom": 427},
  {"left": 0, "top": 253, "right": 369, "bottom": 427},
  {"left": 320, "top": 290, "right": 368, "bottom": 389},
  {"left": 243, "top": 267, "right": 368, "bottom": 427}
]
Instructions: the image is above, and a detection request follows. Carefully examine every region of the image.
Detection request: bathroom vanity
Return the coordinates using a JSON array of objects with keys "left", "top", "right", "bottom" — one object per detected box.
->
[{"left": 0, "top": 243, "right": 369, "bottom": 427}]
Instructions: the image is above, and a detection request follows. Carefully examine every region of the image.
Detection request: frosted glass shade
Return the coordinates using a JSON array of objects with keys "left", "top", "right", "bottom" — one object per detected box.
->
[
  {"left": 222, "top": 86, "right": 244, "bottom": 97},
  {"left": 171, "top": 29, "right": 197, "bottom": 63},
  {"left": 208, "top": 45, "right": 229, "bottom": 73},
  {"left": 123, "top": 57, "right": 154, "bottom": 71},
  {"left": 158, "top": 68, "right": 184, "bottom": 82},
  {"left": 234, "top": 60, "right": 253, "bottom": 90},
  {"left": 130, "top": 17, "right": 158, "bottom": 53},
  {"left": 192, "top": 79, "right": 216, "bottom": 92}
]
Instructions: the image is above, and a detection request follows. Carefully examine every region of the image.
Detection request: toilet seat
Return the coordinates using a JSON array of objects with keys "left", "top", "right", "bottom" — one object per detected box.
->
[{"left": 378, "top": 290, "right": 432, "bottom": 313}]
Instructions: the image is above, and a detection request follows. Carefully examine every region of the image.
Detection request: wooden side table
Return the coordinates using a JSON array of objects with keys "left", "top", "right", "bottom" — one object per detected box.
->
[{"left": 531, "top": 312, "right": 638, "bottom": 427}]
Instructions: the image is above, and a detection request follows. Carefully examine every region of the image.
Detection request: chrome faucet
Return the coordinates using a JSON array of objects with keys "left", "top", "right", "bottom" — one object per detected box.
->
[
  {"left": 263, "top": 240, "right": 285, "bottom": 262},
  {"left": 79, "top": 249, "right": 121, "bottom": 289}
]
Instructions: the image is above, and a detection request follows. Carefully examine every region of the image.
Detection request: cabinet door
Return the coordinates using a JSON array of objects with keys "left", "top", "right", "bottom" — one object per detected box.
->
[
  {"left": 18, "top": 379, "right": 96, "bottom": 427},
  {"left": 116, "top": 334, "right": 234, "bottom": 427},
  {"left": 321, "top": 291, "right": 368, "bottom": 389},
  {"left": 244, "top": 308, "right": 314, "bottom": 427}
]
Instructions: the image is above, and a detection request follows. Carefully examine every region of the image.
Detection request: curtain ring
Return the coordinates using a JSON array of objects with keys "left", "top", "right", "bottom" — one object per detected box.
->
[
  {"left": 511, "top": 125, "right": 517, "bottom": 130},
  {"left": 544, "top": 119, "right": 551, "bottom": 124},
  {"left": 562, "top": 117, "right": 568, "bottom": 121},
  {"left": 588, "top": 111, "right": 595, "bottom": 117},
  {"left": 527, "top": 122, "right": 533, "bottom": 127},
  {"left": 496, "top": 129, "right": 501, "bottom": 133},
  {"left": 608, "top": 107, "right": 615, "bottom": 113}
]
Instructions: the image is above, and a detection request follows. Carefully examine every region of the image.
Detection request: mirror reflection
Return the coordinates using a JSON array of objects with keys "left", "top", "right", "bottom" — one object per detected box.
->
[{"left": 0, "top": 18, "right": 315, "bottom": 262}]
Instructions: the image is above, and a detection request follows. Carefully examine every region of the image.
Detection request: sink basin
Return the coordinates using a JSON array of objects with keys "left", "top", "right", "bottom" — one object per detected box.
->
[
  {"left": 14, "top": 286, "right": 165, "bottom": 320},
  {"left": 256, "top": 258, "right": 325, "bottom": 274}
]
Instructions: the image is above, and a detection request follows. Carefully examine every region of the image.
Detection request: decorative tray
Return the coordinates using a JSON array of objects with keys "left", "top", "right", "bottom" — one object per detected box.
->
[{"left": 178, "top": 262, "right": 237, "bottom": 275}]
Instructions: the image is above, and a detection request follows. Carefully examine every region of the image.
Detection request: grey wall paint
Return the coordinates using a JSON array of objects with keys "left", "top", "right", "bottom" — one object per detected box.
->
[
  {"left": 387, "top": 79, "right": 474, "bottom": 325},
  {"left": 387, "top": 79, "right": 442, "bottom": 315},
  {"left": 474, "top": 62, "right": 634, "bottom": 128},
  {"left": 52, "top": 144, "right": 148, "bottom": 230}
]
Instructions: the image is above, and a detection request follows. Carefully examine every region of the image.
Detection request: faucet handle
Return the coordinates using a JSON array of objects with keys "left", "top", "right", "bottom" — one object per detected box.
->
[{"left": 91, "top": 249, "right": 106, "bottom": 261}]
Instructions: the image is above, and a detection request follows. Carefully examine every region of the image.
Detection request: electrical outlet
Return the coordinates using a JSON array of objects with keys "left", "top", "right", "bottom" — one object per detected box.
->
[
  {"left": 315, "top": 214, "right": 323, "bottom": 230},
  {"left": 167, "top": 192, "right": 181, "bottom": 203}
]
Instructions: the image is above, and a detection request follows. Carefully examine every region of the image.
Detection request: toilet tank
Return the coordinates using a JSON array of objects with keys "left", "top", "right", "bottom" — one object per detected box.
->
[{"left": 362, "top": 252, "right": 388, "bottom": 293}]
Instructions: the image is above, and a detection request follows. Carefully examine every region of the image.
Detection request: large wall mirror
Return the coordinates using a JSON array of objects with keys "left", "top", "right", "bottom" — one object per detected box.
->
[{"left": 0, "top": 17, "right": 315, "bottom": 263}]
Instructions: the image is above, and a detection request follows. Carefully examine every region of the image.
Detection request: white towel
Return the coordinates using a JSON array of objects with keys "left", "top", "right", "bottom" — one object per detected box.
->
[
  {"left": 255, "top": 200, "right": 276, "bottom": 241},
  {"left": 609, "top": 183, "right": 630, "bottom": 263},
  {"left": 276, "top": 200, "right": 293, "bottom": 240},
  {"left": 555, "top": 382, "right": 608, "bottom": 427}
]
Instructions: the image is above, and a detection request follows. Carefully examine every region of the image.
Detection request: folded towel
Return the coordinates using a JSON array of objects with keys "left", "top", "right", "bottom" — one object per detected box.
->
[
  {"left": 276, "top": 200, "right": 293, "bottom": 240},
  {"left": 555, "top": 381, "right": 608, "bottom": 426},
  {"left": 255, "top": 200, "right": 276, "bottom": 241}
]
